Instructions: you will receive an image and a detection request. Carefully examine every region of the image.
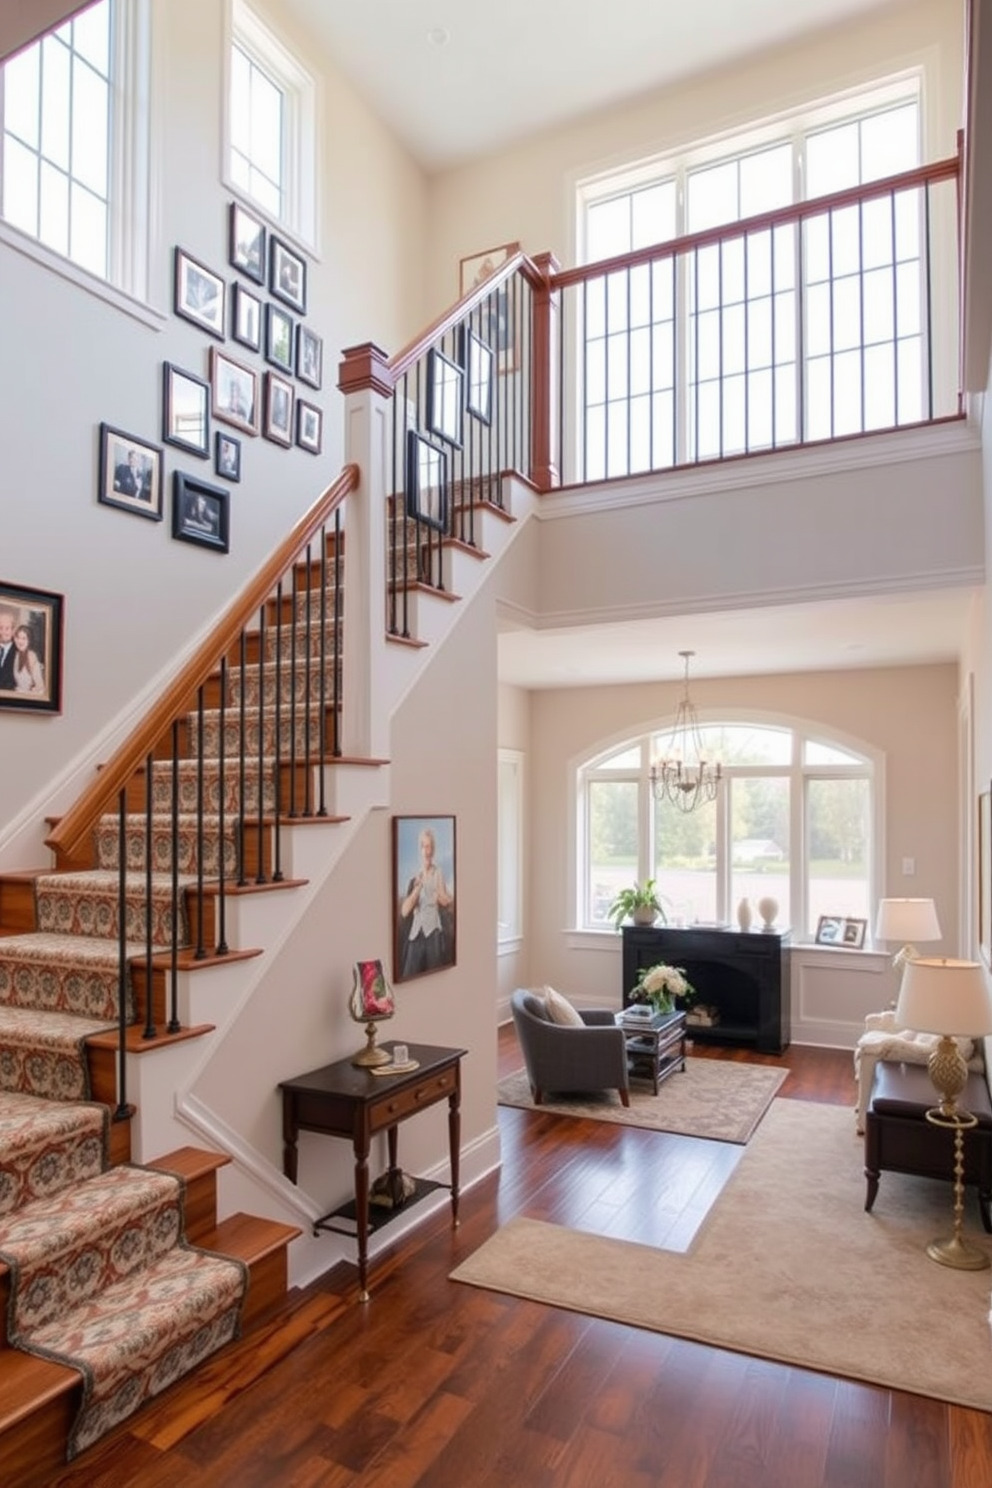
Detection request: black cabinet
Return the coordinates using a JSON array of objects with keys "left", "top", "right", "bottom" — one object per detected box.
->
[{"left": 621, "top": 924, "right": 791, "bottom": 1053}]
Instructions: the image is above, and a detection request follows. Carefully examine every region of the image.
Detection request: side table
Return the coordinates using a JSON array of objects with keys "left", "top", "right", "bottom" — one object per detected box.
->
[
  {"left": 279, "top": 1041, "right": 466, "bottom": 1300},
  {"left": 616, "top": 1008, "right": 687, "bottom": 1094}
]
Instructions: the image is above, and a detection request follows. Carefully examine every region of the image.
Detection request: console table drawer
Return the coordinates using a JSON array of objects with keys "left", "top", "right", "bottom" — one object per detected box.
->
[{"left": 370, "top": 1067, "right": 457, "bottom": 1131}]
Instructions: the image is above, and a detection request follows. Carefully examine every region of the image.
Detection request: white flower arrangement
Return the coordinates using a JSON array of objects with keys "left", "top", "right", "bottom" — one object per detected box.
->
[{"left": 631, "top": 961, "right": 695, "bottom": 1013}]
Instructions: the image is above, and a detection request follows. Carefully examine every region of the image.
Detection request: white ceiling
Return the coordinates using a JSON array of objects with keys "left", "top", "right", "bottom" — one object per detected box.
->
[
  {"left": 287, "top": 0, "right": 909, "bottom": 171},
  {"left": 285, "top": 0, "right": 972, "bottom": 690}
]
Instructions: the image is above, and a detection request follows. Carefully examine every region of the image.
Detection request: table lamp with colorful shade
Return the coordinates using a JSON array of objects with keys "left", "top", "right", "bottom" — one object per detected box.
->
[
  {"left": 349, "top": 959, "right": 395, "bottom": 1067},
  {"left": 874, "top": 897, "right": 941, "bottom": 968},
  {"left": 895, "top": 956, "right": 992, "bottom": 1269}
]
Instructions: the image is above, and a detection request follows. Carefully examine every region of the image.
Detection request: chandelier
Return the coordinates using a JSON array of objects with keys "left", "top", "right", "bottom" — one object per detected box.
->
[{"left": 650, "top": 650, "right": 722, "bottom": 814}]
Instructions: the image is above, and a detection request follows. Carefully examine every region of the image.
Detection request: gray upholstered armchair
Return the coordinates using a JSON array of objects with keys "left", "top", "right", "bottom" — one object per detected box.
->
[{"left": 510, "top": 988, "right": 630, "bottom": 1107}]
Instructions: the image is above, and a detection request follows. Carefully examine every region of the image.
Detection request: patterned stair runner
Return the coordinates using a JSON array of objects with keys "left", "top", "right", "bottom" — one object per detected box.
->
[{"left": 0, "top": 1091, "right": 108, "bottom": 1215}]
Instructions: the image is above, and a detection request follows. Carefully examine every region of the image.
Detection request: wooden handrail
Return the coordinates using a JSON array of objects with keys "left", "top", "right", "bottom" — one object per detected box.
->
[
  {"left": 390, "top": 250, "right": 544, "bottom": 381},
  {"left": 551, "top": 154, "right": 961, "bottom": 292},
  {"left": 47, "top": 463, "right": 360, "bottom": 860}
]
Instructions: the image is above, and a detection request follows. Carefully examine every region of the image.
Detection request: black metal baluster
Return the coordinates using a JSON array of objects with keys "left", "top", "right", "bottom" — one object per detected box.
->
[
  {"left": 272, "top": 579, "right": 283, "bottom": 881},
  {"left": 216, "top": 658, "right": 229, "bottom": 956},
  {"left": 303, "top": 542, "right": 314, "bottom": 816},
  {"left": 288, "top": 569, "right": 299, "bottom": 817},
  {"left": 194, "top": 691, "right": 207, "bottom": 955},
  {"left": 237, "top": 630, "right": 248, "bottom": 887},
  {"left": 143, "top": 750, "right": 156, "bottom": 1033},
  {"left": 255, "top": 603, "right": 267, "bottom": 882},
  {"left": 115, "top": 788, "right": 129, "bottom": 1120},
  {"left": 168, "top": 724, "right": 180, "bottom": 1031}
]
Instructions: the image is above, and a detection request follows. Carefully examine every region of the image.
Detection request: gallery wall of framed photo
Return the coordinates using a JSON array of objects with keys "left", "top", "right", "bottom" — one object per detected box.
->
[{"left": 95, "top": 199, "right": 325, "bottom": 556}]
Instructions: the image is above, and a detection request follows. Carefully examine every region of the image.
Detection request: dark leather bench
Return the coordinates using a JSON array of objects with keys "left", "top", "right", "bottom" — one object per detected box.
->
[{"left": 864, "top": 1060, "right": 992, "bottom": 1232}]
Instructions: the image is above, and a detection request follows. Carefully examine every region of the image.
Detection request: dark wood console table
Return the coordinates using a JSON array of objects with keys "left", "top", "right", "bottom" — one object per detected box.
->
[
  {"left": 279, "top": 1041, "right": 465, "bottom": 1300},
  {"left": 621, "top": 925, "right": 791, "bottom": 1053}
]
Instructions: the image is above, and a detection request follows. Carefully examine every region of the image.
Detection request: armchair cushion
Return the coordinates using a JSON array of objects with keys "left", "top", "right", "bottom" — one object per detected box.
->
[{"left": 542, "top": 985, "right": 584, "bottom": 1027}]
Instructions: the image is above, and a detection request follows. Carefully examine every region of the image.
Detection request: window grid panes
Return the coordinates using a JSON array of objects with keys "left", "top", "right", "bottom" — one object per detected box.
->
[
  {"left": 229, "top": 42, "right": 284, "bottom": 221},
  {"left": 580, "top": 724, "right": 872, "bottom": 937},
  {"left": 577, "top": 92, "right": 922, "bottom": 478},
  {"left": 2, "top": 1, "right": 112, "bottom": 278}
]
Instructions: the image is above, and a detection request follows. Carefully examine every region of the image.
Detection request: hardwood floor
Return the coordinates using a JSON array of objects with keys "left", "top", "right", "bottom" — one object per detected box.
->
[{"left": 47, "top": 1032, "right": 992, "bottom": 1487}]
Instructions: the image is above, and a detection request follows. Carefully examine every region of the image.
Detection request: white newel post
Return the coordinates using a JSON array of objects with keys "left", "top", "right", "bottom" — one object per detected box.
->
[{"left": 337, "top": 343, "right": 394, "bottom": 762}]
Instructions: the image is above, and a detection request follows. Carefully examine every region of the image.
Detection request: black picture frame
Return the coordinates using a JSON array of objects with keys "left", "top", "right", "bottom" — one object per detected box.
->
[
  {"left": 98, "top": 422, "right": 164, "bottom": 521},
  {"left": 270, "top": 235, "right": 307, "bottom": 314},
  {"left": 392, "top": 814, "right": 457, "bottom": 983},
  {"left": 162, "top": 362, "right": 210, "bottom": 458},
  {"left": 296, "top": 400, "right": 322, "bottom": 455},
  {"left": 172, "top": 471, "right": 230, "bottom": 554},
  {"left": 0, "top": 579, "right": 64, "bottom": 714},
  {"left": 173, "top": 247, "right": 225, "bottom": 339},
  {"left": 228, "top": 200, "right": 266, "bottom": 284},
  {"left": 297, "top": 324, "right": 323, "bottom": 389},
  {"left": 231, "top": 282, "right": 262, "bottom": 351},
  {"left": 840, "top": 917, "right": 867, "bottom": 949},
  {"left": 263, "top": 370, "right": 295, "bottom": 447},
  {"left": 427, "top": 347, "right": 464, "bottom": 448},
  {"left": 265, "top": 302, "right": 295, "bottom": 373},
  {"left": 210, "top": 346, "right": 259, "bottom": 436},
  {"left": 215, "top": 430, "right": 242, "bottom": 482},
  {"left": 461, "top": 327, "right": 494, "bottom": 424},
  {"left": 406, "top": 429, "right": 448, "bottom": 532}
]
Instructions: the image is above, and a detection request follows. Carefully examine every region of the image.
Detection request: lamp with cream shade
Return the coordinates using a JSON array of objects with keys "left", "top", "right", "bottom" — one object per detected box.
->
[
  {"left": 895, "top": 957, "right": 992, "bottom": 1269},
  {"left": 874, "top": 897, "right": 941, "bottom": 968}
]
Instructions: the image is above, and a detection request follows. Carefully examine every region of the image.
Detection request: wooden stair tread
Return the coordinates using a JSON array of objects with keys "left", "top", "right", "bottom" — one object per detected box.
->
[
  {"left": 206, "top": 1212, "right": 302, "bottom": 1262},
  {"left": 146, "top": 1146, "right": 231, "bottom": 1182},
  {"left": 0, "top": 1349, "right": 79, "bottom": 1431},
  {"left": 86, "top": 1023, "right": 215, "bottom": 1053}
]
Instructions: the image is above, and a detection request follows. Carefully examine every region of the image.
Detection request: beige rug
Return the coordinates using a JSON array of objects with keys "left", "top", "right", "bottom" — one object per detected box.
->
[
  {"left": 453, "top": 1099, "right": 992, "bottom": 1411},
  {"left": 498, "top": 1058, "right": 787, "bottom": 1143}
]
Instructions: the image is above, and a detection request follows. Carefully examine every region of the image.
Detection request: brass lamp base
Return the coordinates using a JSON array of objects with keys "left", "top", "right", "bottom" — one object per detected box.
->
[
  {"left": 926, "top": 1233, "right": 990, "bottom": 1270},
  {"left": 925, "top": 1082, "right": 990, "bottom": 1271},
  {"left": 351, "top": 1019, "right": 392, "bottom": 1068}
]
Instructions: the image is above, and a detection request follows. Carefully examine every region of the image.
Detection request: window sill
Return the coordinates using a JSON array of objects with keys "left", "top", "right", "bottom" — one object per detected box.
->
[{"left": 0, "top": 222, "right": 166, "bottom": 331}]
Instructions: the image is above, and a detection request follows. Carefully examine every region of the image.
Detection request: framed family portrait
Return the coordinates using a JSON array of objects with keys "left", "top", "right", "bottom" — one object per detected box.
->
[
  {"left": 263, "top": 370, "right": 294, "bottom": 446},
  {"left": 231, "top": 282, "right": 261, "bottom": 351},
  {"left": 228, "top": 200, "right": 266, "bottom": 284},
  {"left": 392, "top": 815, "right": 456, "bottom": 983},
  {"left": 173, "top": 247, "right": 225, "bottom": 339},
  {"left": 172, "top": 471, "right": 230, "bottom": 554},
  {"left": 296, "top": 400, "right": 322, "bottom": 454},
  {"left": 815, "top": 915, "right": 866, "bottom": 949},
  {"left": 265, "top": 302, "right": 295, "bottom": 373},
  {"left": 297, "top": 324, "right": 322, "bottom": 388},
  {"left": 406, "top": 430, "right": 448, "bottom": 532},
  {"left": 270, "top": 235, "right": 307, "bottom": 314},
  {"left": 162, "top": 362, "right": 210, "bottom": 458},
  {"left": 0, "top": 580, "right": 64, "bottom": 714},
  {"left": 98, "top": 423, "right": 163, "bottom": 521},
  {"left": 210, "top": 347, "right": 259, "bottom": 435},
  {"left": 215, "top": 430, "right": 241, "bottom": 481}
]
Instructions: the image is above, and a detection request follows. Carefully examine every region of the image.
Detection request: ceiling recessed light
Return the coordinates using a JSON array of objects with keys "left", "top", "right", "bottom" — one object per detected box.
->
[{"left": 427, "top": 25, "right": 450, "bottom": 47}]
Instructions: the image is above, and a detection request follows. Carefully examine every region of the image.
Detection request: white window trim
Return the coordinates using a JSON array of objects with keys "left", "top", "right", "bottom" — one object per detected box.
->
[
  {"left": 225, "top": 0, "right": 318, "bottom": 255},
  {"left": 498, "top": 749, "right": 524, "bottom": 949}
]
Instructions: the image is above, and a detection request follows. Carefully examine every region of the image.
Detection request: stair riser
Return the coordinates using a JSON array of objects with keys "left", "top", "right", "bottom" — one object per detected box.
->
[
  {"left": 189, "top": 714, "right": 332, "bottom": 759},
  {"left": 0, "top": 958, "right": 130, "bottom": 1024},
  {"left": 228, "top": 666, "right": 342, "bottom": 710},
  {"left": 94, "top": 822, "right": 242, "bottom": 879},
  {"left": 36, "top": 888, "right": 190, "bottom": 950},
  {"left": 133, "top": 768, "right": 279, "bottom": 818}
]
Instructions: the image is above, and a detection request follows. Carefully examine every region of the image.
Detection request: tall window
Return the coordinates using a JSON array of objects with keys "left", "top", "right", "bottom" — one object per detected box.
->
[
  {"left": 577, "top": 82, "right": 923, "bottom": 477},
  {"left": 228, "top": 0, "right": 316, "bottom": 247},
  {"left": 580, "top": 721, "right": 875, "bottom": 937},
  {"left": 0, "top": 0, "right": 148, "bottom": 291},
  {"left": 498, "top": 751, "right": 524, "bottom": 944}
]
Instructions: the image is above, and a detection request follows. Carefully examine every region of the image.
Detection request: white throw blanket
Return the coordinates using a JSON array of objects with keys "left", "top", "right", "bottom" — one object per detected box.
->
[{"left": 853, "top": 1010, "right": 980, "bottom": 1134}]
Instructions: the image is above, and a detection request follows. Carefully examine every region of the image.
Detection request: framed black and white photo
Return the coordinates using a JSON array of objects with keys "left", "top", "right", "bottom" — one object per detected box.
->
[
  {"left": 427, "top": 347, "right": 464, "bottom": 448},
  {"left": 270, "top": 235, "right": 307, "bottom": 313},
  {"left": 231, "top": 282, "right": 261, "bottom": 351},
  {"left": 215, "top": 430, "right": 241, "bottom": 482},
  {"left": 172, "top": 471, "right": 230, "bottom": 554},
  {"left": 263, "top": 370, "right": 294, "bottom": 446},
  {"left": 392, "top": 815, "right": 456, "bottom": 983},
  {"left": 265, "top": 302, "right": 295, "bottom": 373},
  {"left": 840, "top": 917, "right": 867, "bottom": 949},
  {"left": 173, "top": 247, "right": 225, "bottom": 339},
  {"left": 210, "top": 347, "right": 259, "bottom": 436},
  {"left": 98, "top": 423, "right": 164, "bottom": 521},
  {"left": 296, "top": 324, "right": 322, "bottom": 389},
  {"left": 162, "top": 362, "right": 210, "bottom": 458},
  {"left": 228, "top": 200, "right": 266, "bottom": 284},
  {"left": 0, "top": 580, "right": 64, "bottom": 714},
  {"left": 296, "top": 400, "right": 322, "bottom": 454},
  {"left": 461, "top": 326, "right": 494, "bottom": 424},
  {"left": 406, "top": 430, "right": 448, "bottom": 532}
]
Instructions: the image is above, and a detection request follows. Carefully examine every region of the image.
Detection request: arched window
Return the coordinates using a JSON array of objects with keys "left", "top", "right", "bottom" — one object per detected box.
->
[{"left": 579, "top": 718, "right": 877, "bottom": 938}]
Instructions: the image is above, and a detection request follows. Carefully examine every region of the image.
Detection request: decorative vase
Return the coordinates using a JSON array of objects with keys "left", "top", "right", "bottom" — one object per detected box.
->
[
  {"left": 758, "top": 896, "right": 779, "bottom": 930},
  {"left": 632, "top": 905, "right": 658, "bottom": 926},
  {"left": 736, "top": 897, "right": 753, "bottom": 932}
]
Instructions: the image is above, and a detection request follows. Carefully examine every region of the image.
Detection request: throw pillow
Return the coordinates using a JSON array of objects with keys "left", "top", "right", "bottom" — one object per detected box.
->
[{"left": 543, "top": 985, "right": 584, "bottom": 1027}]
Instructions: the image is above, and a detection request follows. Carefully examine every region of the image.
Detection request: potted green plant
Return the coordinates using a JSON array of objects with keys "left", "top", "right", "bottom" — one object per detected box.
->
[{"left": 607, "top": 878, "right": 668, "bottom": 931}]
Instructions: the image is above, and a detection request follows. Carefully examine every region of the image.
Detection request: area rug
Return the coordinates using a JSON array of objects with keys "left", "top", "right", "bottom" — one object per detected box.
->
[
  {"left": 453, "top": 1099, "right": 992, "bottom": 1411},
  {"left": 497, "top": 1059, "right": 787, "bottom": 1144}
]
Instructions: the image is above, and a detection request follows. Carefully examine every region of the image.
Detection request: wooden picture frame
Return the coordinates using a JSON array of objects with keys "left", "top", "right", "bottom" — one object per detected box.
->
[
  {"left": 173, "top": 247, "right": 225, "bottom": 339},
  {"left": 406, "top": 429, "right": 448, "bottom": 532},
  {"left": 162, "top": 362, "right": 210, "bottom": 458},
  {"left": 840, "top": 917, "right": 867, "bottom": 949},
  {"left": 427, "top": 347, "right": 464, "bottom": 448},
  {"left": 296, "top": 400, "right": 322, "bottom": 455},
  {"left": 228, "top": 200, "right": 266, "bottom": 284},
  {"left": 392, "top": 815, "right": 456, "bottom": 983},
  {"left": 263, "top": 370, "right": 294, "bottom": 446},
  {"left": 172, "top": 471, "right": 230, "bottom": 554},
  {"left": 297, "top": 324, "right": 323, "bottom": 389},
  {"left": 265, "top": 302, "right": 295, "bottom": 373},
  {"left": 98, "top": 422, "right": 163, "bottom": 521},
  {"left": 270, "top": 235, "right": 307, "bottom": 314},
  {"left": 0, "top": 580, "right": 64, "bottom": 713},
  {"left": 814, "top": 915, "right": 843, "bottom": 946},
  {"left": 215, "top": 430, "right": 242, "bottom": 482},
  {"left": 210, "top": 347, "right": 259, "bottom": 436},
  {"left": 231, "top": 282, "right": 262, "bottom": 351}
]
